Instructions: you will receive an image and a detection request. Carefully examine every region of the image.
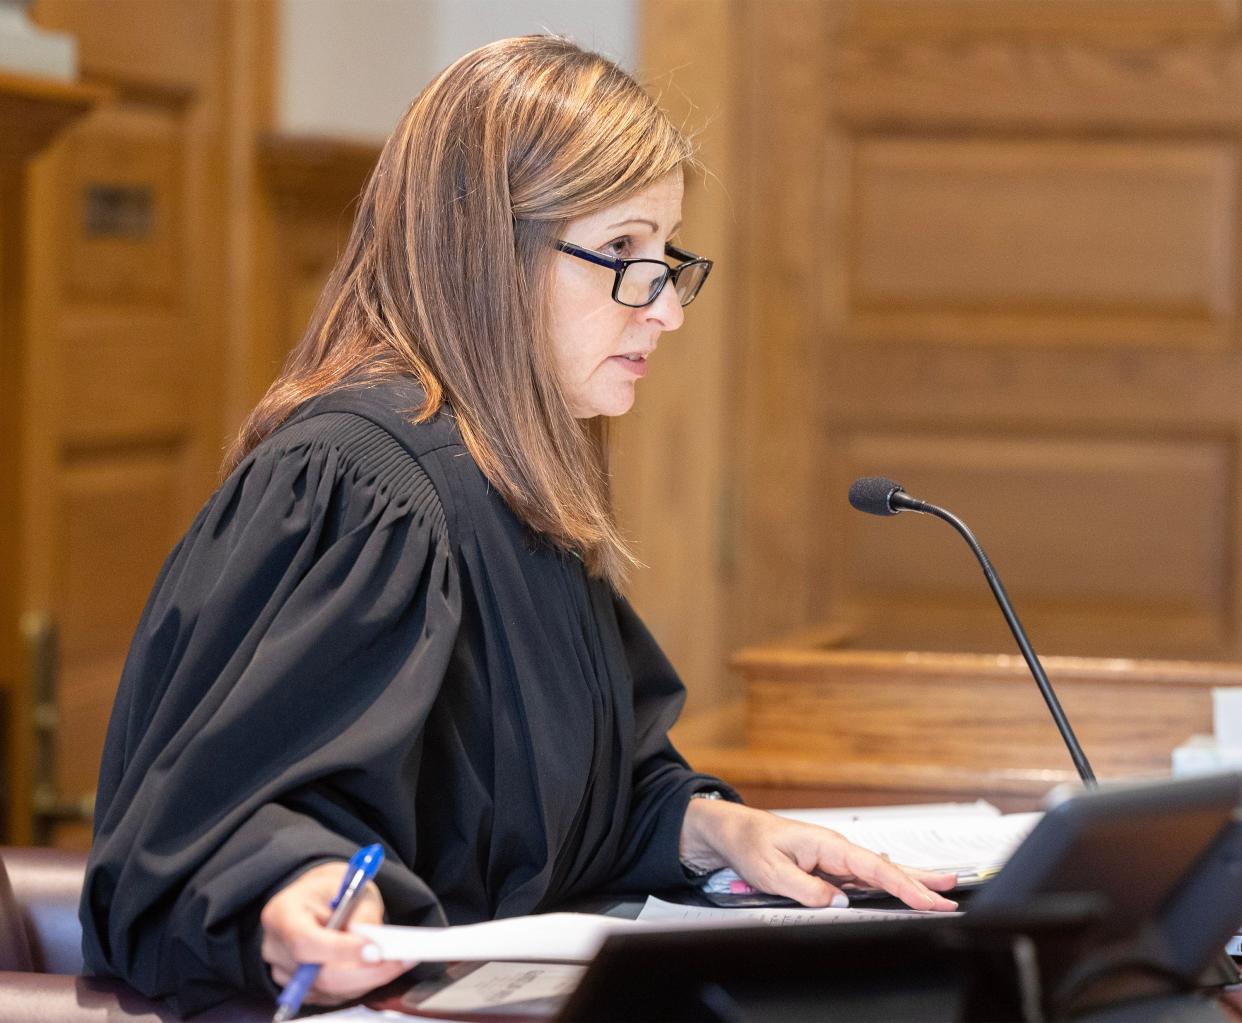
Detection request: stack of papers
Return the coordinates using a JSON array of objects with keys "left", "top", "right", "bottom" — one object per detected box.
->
[
  {"left": 355, "top": 800, "right": 1038, "bottom": 965},
  {"left": 355, "top": 894, "right": 946, "bottom": 964},
  {"left": 773, "top": 800, "right": 1041, "bottom": 874},
  {"left": 348, "top": 898, "right": 956, "bottom": 1021}
]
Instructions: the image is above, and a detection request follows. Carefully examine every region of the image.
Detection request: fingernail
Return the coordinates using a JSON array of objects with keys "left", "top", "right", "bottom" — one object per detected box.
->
[
  {"left": 361, "top": 944, "right": 381, "bottom": 963},
  {"left": 729, "top": 879, "right": 755, "bottom": 894},
  {"left": 830, "top": 893, "right": 850, "bottom": 908}
]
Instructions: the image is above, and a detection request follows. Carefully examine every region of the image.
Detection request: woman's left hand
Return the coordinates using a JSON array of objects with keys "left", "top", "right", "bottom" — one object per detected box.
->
[{"left": 680, "top": 798, "right": 959, "bottom": 912}]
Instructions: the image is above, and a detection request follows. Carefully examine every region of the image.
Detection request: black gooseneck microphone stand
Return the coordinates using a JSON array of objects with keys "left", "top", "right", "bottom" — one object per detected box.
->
[{"left": 849, "top": 476, "right": 1097, "bottom": 787}]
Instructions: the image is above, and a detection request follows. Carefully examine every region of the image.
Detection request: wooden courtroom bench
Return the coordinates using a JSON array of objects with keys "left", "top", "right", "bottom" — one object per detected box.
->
[{"left": 679, "top": 643, "right": 1242, "bottom": 813}]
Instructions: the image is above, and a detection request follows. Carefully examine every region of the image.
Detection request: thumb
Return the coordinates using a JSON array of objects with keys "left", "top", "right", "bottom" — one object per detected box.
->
[{"left": 347, "top": 882, "right": 386, "bottom": 926}]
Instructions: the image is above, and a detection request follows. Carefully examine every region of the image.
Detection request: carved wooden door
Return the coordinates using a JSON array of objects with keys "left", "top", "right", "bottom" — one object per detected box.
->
[{"left": 6, "top": 0, "right": 251, "bottom": 845}]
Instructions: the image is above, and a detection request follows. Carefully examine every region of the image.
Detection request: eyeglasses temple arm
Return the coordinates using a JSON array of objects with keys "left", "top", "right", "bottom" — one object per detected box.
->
[{"left": 553, "top": 240, "right": 625, "bottom": 272}]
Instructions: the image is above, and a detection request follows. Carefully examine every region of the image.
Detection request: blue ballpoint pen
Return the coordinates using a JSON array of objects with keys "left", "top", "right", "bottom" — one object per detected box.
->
[{"left": 272, "top": 843, "right": 385, "bottom": 1022}]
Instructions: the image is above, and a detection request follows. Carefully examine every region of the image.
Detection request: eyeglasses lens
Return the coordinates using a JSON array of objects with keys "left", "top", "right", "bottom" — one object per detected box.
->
[
  {"left": 617, "top": 262, "right": 669, "bottom": 307},
  {"left": 673, "top": 262, "right": 708, "bottom": 306},
  {"left": 617, "top": 261, "right": 711, "bottom": 308}
]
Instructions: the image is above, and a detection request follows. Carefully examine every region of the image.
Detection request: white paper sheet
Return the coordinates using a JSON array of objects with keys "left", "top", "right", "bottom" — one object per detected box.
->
[
  {"left": 768, "top": 811, "right": 1042, "bottom": 873},
  {"left": 774, "top": 799, "right": 1002, "bottom": 829},
  {"left": 353, "top": 912, "right": 647, "bottom": 964},
  {"left": 354, "top": 896, "right": 956, "bottom": 965}
]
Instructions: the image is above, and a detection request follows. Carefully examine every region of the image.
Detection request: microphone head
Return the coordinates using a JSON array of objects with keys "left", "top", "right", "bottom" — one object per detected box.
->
[{"left": 848, "top": 476, "right": 906, "bottom": 516}]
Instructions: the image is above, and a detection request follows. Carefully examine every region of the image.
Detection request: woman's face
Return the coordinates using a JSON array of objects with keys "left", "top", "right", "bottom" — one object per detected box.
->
[{"left": 548, "top": 170, "right": 686, "bottom": 419}]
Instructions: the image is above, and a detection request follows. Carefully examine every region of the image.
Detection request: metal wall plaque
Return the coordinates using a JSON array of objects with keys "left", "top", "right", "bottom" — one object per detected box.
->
[{"left": 83, "top": 183, "right": 155, "bottom": 239}]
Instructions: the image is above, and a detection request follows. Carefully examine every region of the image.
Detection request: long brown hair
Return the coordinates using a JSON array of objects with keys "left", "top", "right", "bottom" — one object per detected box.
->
[{"left": 225, "top": 36, "right": 693, "bottom": 587}]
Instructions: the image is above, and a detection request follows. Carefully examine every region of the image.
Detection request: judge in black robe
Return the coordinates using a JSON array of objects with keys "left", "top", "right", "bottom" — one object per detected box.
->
[
  {"left": 80, "top": 376, "right": 732, "bottom": 1015},
  {"left": 80, "top": 36, "right": 959, "bottom": 1017}
]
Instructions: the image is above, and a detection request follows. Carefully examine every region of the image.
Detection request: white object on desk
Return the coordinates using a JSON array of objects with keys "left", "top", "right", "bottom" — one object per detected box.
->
[
  {"left": 1214, "top": 687, "right": 1242, "bottom": 748},
  {"left": 1173, "top": 687, "right": 1242, "bottom": 774},
  {"left": 1171, "top": 734, "right": 1242, "bottom": 777}
]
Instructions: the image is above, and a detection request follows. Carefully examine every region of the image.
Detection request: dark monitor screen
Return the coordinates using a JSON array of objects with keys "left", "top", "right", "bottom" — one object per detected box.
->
[{"left": 969, "top": 770, "right": 1242, "bottom": 979}]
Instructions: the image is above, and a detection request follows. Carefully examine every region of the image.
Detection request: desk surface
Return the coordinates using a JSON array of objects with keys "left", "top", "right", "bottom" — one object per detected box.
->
[
  {"left": 6, "top": 894, "right": 1233, "bottom": 1022},
  {"left": 371, "top": 891, "right": 1239, "bottom": 1023}
]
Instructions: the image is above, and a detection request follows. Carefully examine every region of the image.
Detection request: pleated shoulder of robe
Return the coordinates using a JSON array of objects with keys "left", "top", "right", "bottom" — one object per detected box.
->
[{"left": 79, "top": 374, "right": 733, "bottom": 1016}]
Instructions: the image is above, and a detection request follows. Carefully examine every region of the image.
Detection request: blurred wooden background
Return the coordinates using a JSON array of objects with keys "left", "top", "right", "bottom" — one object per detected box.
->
[
  {"left": 4, "top": 0, "right": 1242, "bottom": 844},
  {"left": 627, "top": 0, "right": 1242, "bottom": 739}
]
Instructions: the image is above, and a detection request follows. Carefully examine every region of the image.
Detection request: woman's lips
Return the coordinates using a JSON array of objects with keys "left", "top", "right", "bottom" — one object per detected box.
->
[{"left": 609, "top": 354, "right": 649, "bottom": 377}]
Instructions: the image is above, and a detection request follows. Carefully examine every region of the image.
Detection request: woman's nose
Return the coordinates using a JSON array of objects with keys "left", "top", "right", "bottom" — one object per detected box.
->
[{"left": 643, "top": 278, "right": 685, "bottom": 331}]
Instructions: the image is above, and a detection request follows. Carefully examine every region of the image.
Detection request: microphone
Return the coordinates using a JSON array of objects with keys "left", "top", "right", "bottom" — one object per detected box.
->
[{"left": 849, "top": 476, "right": 1097, "bottom": 787}]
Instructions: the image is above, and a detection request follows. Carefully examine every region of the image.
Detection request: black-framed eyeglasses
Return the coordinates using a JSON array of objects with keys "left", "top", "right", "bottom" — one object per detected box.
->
[{"left": 553, "top": 240, "right": 713, "bottom": 308}]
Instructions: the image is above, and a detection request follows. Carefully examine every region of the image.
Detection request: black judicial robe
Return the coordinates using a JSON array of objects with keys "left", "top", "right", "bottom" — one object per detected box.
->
[{"left": 79, "top": 375, "right": 731, "bottom": 1015}]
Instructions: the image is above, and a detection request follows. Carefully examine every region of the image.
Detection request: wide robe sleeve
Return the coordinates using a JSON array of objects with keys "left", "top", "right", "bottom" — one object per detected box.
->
[
  {"left": 80, "top": 413, "right": 462, "bottom": 1017},
  {"left": 600, "top": 594, "right": 742, "bottom": 894}
]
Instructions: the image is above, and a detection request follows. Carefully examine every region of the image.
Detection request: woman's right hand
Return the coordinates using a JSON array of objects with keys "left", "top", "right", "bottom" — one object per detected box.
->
[{"left": 260, "top": 861, "right": 414, "bottom": 1006}]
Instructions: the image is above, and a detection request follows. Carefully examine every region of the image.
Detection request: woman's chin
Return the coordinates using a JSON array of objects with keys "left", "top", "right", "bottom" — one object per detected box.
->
[{"left": 572, "top": 387, "right": 638, "bottom": 419}]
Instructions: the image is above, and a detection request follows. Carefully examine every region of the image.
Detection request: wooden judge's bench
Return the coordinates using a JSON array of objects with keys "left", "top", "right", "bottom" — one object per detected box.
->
[{"left": 680, "top": 636, "right": 1238, "bottom": 814}]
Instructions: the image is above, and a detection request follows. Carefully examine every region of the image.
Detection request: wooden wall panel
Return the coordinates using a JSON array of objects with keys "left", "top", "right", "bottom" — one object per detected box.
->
[
  {"left": 56, "top": 455, "right": 185, "bottom": 657},
  {"left": 250, "top": 135, "right": 379, "bottom": 409},
  {"left": 58, "top": 312, "right": 195, "bottom": 442},
  {"left": 619, "top": 0, "right": 742, "bottom": 716},
  {"left": 691, "top": 0, "right": 1242, "bottom": 684},
  {"left": 847, "top": 0, "right": 1238, "bottom": 38},
  {"left": 54, "top": 654, "right": 122, "bottom": 823},
  {"left": 0, "top": 172, "right": 20, "bottom": 724},
  {"left": 842, "top": 434, "right": 1230, "bottom": 605},
  {"left": 59, "top": 104, "right": 183, "bottom": 305},
  {"left": 831, "top": 39, "right": 1242, "bottom": 132},
  {"left": 851, "top": 138, "right": 1236, "bottom": 347},
  {"left": 725, "top": 1, "right": 846, "bottom": 655},
  {"left": 51, "top": 456, "right": 185, "bottom": 845},
  {"left": 832, "top": 433, "right": 1233, "bottom": 657}
]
